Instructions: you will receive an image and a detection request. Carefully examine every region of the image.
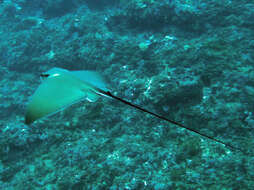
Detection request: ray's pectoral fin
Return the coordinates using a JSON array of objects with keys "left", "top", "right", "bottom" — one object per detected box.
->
[
  {"left": 25, "top": 68, "right": 109, "bottom": 125},
  {"left": 26, "top": 69, "right": 83, "bottom": 124},
  {"left": 25, "top": 73, "right": 84, "bottom": 124}
]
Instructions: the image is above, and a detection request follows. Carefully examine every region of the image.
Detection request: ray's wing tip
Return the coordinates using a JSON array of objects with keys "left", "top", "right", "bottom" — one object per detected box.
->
[
  {"left": 24, "top": 113, "right": 35, "bottom": 125},
  {"left": 24, "top": 120, "right": 31, "bottom": 125},
  {"left": 24, "top": 117, "right": 32, "bottom": 125}
]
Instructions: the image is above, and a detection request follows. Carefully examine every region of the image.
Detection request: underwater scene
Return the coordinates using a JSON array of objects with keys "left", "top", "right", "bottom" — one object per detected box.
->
[{"left": 0, "top": 0, "right": 254, "bottom": 189}]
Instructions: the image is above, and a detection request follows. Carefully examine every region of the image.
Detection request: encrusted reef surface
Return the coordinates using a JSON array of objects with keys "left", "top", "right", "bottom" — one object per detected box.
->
[{"left": 0, "top": 0, "right": 254, "bottom": 189}]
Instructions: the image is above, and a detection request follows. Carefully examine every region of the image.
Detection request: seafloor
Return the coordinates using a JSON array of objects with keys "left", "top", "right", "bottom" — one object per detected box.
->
[{"left": 0, "top": 0, "right": 254, "bottom": 189}]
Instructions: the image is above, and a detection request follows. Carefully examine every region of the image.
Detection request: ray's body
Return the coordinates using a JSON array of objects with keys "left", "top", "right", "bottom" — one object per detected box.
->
[{"left": 25, "top": 67, "right": 244, "bottom": 153}]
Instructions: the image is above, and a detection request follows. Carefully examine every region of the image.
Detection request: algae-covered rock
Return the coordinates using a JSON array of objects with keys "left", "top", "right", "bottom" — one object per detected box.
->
[{"left": 1, "top": 0, "right": 254, "bottom": 189}]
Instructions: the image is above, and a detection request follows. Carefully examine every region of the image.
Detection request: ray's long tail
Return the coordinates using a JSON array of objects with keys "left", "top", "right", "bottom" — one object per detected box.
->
[{"left": 100, "top": 90, "right": 248, "bottom": 155}]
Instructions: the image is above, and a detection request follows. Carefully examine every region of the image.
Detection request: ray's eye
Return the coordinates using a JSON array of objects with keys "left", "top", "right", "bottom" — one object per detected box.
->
[
  {"left": 40, "top": 73, "right": 50, "bottom": 80},
  {"left": 40, "top": 73, "right": 49, "bottom": 77}
]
